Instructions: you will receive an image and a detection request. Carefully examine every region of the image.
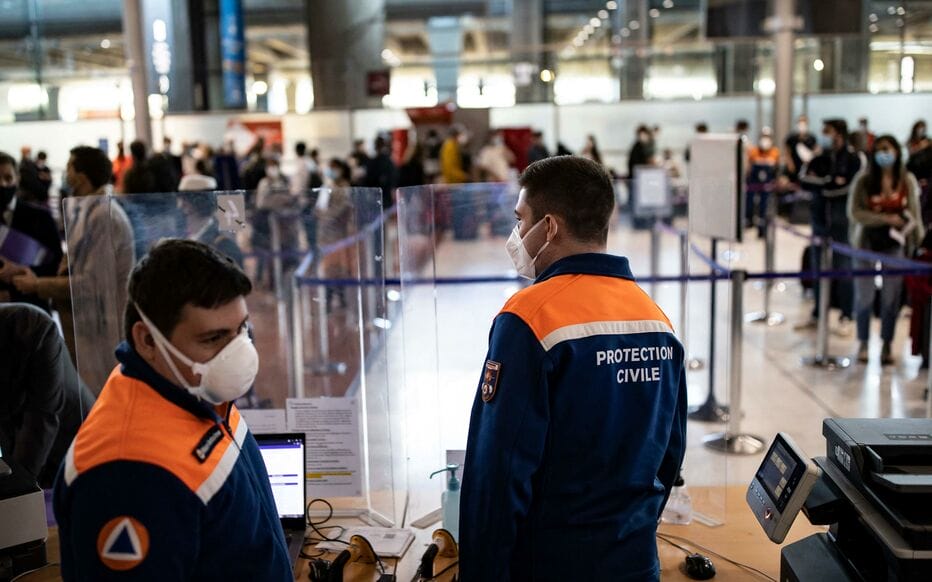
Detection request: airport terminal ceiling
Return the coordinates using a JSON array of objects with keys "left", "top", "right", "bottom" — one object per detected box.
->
[{"left": 0, "top": 0, "right": 930, "bottom": 115}]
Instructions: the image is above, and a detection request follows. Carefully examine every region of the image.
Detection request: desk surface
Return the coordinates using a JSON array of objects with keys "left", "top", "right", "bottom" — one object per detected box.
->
[
  {"left": 292, "top": 485, "right": 823, "bottom": 581},
  {"left": 34, "top": 486, "right": 822, "bottom": 582}
]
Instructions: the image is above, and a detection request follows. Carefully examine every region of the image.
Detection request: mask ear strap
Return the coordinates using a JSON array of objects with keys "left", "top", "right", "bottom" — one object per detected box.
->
[{"left": 134, "top": 304, "right": 200, "bottom": 392}]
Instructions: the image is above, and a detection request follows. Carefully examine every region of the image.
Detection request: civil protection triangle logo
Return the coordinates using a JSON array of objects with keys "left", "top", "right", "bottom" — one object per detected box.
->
[{"left": 97, "top": 516, "right": 150, "bottom": 571}]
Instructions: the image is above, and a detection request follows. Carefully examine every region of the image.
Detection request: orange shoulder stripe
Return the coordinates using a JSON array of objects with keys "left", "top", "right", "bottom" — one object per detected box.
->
[
  {"left": 67, "top": 371, "right": 243, "bottom": 500},
  {"left": 501, "top": 274, "right": 673, "bottom": 342}
]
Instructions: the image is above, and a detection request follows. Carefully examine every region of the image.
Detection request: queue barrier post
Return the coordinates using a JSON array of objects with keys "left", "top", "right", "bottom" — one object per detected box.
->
[
  {"left": 703, "top": 269, "right": 765, "bottom": 455},
  {"left": 290, "top": 274, "right": 305, "bottom": 398},
  {"left": 801, "top": 239, "right": 851, "bottom": 369},
  {"left": 746, "top": 191, "right": 785, "bottom": 326},
  {"left": 679, "top": 229, "right": 705, "bottom": 371},
  {"left": 688, "top": 238, "right": 728, "bottom": 423},
  {"left": 650, "top": 219, "right": 661, "bottom": 298},
  {"left": 309, "top": 270, "right": 348, "bottom": 376}
]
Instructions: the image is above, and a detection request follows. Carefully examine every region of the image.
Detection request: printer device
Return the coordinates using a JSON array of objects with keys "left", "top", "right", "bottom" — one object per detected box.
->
[
  {"left": 749, "top": 419, "right": 932, "bottom": 581},
  {"left": 0, "top": 453, "right": 49, "bottom": 581}
]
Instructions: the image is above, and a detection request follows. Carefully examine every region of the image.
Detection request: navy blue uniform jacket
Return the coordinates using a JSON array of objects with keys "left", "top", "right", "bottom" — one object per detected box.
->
[
  {"left": 460, "top": 254, "right": 688, "bottom": 581},
  {"left": 53, "top": 343, "right": 292, "bottom": 581}
]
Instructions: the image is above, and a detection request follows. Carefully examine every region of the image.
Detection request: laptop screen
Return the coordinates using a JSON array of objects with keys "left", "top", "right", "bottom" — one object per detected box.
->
[{"left": 255, "top": 433, "right": 305, "bottom": 521}]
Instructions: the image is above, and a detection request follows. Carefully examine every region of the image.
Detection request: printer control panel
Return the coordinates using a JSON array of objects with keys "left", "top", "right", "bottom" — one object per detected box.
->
[{"left": 747, "top": 433, "right": 821, "bottom": 544}]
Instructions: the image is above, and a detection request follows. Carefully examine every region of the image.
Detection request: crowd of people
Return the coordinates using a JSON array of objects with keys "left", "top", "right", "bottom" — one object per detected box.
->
[{"left": 1, "top": 113, "right": 930, "bottom": 394}]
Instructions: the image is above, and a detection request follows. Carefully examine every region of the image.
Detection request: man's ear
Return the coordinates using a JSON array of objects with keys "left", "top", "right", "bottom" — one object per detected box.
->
[
  {"left": 132, "top": 320, "right": 158, "bottom": 361},
  {"left": 545, "top": 213, "right": 562, "bottom": 241}
]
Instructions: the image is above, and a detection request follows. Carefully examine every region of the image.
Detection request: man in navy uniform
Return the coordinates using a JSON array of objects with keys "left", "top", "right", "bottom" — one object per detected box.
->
[
  {"left": 460, "top": 156, "right": 688, "bottom": 581},
  {"left": 54, "top": 240, "right": 292, "bottom": 581}
]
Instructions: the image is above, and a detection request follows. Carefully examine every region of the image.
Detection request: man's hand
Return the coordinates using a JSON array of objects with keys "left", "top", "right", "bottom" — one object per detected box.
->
[
  {"left": 12, "top": 270, "right": 38, "bottom": 295},
  {"left": 0, "top": 259, "right": 28, "bottom": 283}
]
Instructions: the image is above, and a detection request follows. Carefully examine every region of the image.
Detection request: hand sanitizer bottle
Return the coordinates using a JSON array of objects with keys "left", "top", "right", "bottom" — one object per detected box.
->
[
  {"left": 430, "top": 464, "right": 461, "bottom": 541},
  {"left": 661, "top": 475, "right": 693, "bottom": 525}
]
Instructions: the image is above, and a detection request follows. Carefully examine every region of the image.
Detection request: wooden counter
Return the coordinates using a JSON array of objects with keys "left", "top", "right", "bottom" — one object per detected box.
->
[{"left": 31, "top": 486, "right": 823, "bottom": 581}]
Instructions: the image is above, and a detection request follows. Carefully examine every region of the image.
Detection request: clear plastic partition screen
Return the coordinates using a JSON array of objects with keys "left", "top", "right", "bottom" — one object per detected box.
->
[
  {"left": 395, "top": 179, "right": 729, "bottom": 531},
  {"left": 63, "top": 187, "right": 404, "bottom": 526}
]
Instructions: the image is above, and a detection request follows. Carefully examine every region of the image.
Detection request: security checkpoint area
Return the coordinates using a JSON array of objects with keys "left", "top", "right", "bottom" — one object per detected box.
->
[{"left": 2, "top": 0, "right": 932, "bottom": 581}]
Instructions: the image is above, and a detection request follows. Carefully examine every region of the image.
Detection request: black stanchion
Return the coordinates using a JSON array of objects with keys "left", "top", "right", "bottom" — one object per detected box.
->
[
  {"left": 688, "top": 238, "right": 729, "bottom": 423},
  {"left": 746, "top": 191, "right": 785, "bottom": 326},
  {"left": 801, "top": 238, "right": 851, "bottom": 369},
  {"left": 678, "top": 229, "right": 705, "bottom": 371},
  {"left": 704, "top": 269, "right": 765, "bottom": 455}
]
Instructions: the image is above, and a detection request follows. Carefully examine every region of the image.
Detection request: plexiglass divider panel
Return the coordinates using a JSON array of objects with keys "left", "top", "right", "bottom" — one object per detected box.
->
[
  {"left": 64, "top": 188, "right": 404, "bottom": 526},
  {"left": 396, "top": 179, "right": 731, "bottom": 531}
]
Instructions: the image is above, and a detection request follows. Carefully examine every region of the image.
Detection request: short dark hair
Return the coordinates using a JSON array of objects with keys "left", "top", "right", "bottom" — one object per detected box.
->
[
  {"left": 129, "top": 140, "right": 147, "bottom": 161},
  {"left": 823, "top": 118, "right": 848, "bottom": 139},
  {"left": 37, "top": 151, "right": 47, "bottom": 161},
  {"left": 125, "top": 239, "right": 252, "bottom": 346},
  {"left": 518, "top": 155, "right": 614, "bottom": 243},
  {"left": 0, "top": 151, "right": 17, "bottom": 173},
  {"left": 296, "top": 142, "right": 307, "bottom": 157},
  {"left": 69, "top": 146, "right": 112, "bottom": 189},
  {"left": 696, "top": 122, "right": 708, "bottom": 133}
]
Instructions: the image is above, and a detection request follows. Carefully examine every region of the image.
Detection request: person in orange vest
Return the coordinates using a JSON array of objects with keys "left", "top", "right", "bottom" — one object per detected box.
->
[
  {"left": 746, "top": 127, "right": 781, "bottom": 237},
  {"left": 111, "top": 141, "right": 133, "bottom": 193},
  {"left": 53, "top": 239, "right": 292, "bottom": 581}
]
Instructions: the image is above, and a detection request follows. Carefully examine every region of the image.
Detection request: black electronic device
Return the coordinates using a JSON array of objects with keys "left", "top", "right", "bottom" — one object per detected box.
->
[
  {"left": 769, "top": 419, "right": 932, "bottom": 581},
  {"left": 746, "top": 432, "right": 820, "bottom": 543},
  {"left": 683, "top": 553, "right": 716, "bottom": 580}
]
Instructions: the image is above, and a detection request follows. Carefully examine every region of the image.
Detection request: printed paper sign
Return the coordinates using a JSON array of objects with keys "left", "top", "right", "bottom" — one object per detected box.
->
[{"left": 286, "top": 397, "right": 363, "bottom": 498}]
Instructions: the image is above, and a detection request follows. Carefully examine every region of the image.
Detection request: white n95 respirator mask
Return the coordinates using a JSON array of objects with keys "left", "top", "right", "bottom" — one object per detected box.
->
[
  {"left": 506, "top": 218, "right": 551, "bottom": 280},
  {"left": 134, "top": 304, "right": 259, "bottom": 405}
]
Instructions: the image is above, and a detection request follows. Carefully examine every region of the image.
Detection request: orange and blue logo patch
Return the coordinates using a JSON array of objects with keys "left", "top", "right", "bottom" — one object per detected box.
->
[
  {"left": 481, "top": 360, "right": 501, "bottom": 403},
  {"left": 96, "top": 516, "right": 150, "bottom": 571}
]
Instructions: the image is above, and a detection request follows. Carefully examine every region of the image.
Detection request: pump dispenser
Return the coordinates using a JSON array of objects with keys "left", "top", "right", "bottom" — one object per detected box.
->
[{"left": 430, "top": 464, "right": 461, "bottom": 541}]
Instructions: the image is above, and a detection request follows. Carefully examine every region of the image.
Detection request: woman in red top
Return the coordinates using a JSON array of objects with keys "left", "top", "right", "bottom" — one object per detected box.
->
[{"left": 848, "top": 135, "right": 925, "bottom": 365}]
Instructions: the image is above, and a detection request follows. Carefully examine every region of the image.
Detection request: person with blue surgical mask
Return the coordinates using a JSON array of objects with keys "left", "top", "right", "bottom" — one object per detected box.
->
[
  {"left": 796, "top": 119, "right": 861, "bottom": 336},
  {"left": 53, "top": 239, "right": 292, "bottom": 581},
  {"left": 848, "top": 135, "right": 925, "bottom": 365}
]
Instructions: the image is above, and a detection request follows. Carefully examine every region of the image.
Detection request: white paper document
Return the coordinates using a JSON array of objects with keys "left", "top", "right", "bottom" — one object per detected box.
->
[
  {"left": 286, "top": 397, "right": 363, "bottom": 497},
  {"left": 239, "top": 408, "right": 287, "bottom": 434}
]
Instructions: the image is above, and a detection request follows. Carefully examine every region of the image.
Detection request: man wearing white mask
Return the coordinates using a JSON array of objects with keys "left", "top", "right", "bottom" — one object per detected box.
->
[
  {"left": 459, "top": 156, "right": 687, "bottom": 581},
  {"left": 53, "top": 239, "right": 292, "bottom": 581}
]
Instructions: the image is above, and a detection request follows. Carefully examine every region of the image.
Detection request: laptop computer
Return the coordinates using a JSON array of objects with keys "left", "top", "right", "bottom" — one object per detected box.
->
[{"left": 254, "top": 432, "right": 306, "bottom": 566}]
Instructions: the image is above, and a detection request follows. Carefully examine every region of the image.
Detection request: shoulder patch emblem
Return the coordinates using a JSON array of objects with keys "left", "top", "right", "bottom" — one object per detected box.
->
[
  {"left": 481, "top": 360, "right": 502, "bottom": 403},
  {"left": 97, "top": 516, "right": 150, "bottom": 571}
]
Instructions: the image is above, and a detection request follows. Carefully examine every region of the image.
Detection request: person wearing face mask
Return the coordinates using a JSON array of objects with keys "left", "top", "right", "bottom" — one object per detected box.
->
[
  {"left": 459, "top": 156, "right": 687, "bottom": 582},
  {"left": 784, "top": 114, "right": 817, "bottom": 184},
  {"left": 11, "top": 147, "right": 133, "bottom": 391},
  {"left": 628, "top": 124, "right": 657, "bottom": 230},
  {"left": 796, "top": 119, "right": 860, "bottom": 335},
  {"left": 848, "top": 136, "right": 924, "bottom": 365},
  {"left": 52, "top": 239, "right": 292, "bottom": 581},
  {"left": 476, "top": 130, "right": 515, "bottom": 183},
  {"left": 0, "top": 151, "right": 63, "bottom": 311},
  {"left": 745, "top": 127, "right": 781, "bottom": 237},
  {"left": 316, "top": 159, "right": 355, "bottom": 310},
  {"left": 253, "top": 157, "right": 299, "bottom": 287}
]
